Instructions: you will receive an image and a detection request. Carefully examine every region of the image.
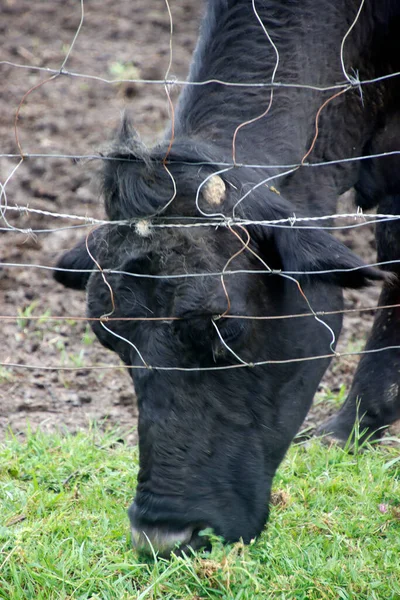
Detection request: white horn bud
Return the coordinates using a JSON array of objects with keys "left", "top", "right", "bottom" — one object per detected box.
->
[{"left": 202, "top": 175, "right": 226, "bottom": 206}]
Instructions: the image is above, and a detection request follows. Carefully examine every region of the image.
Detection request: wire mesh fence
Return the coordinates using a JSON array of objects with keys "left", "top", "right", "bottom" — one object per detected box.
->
[{"left": 1, "top": 0, "right": 399, "bottom": 394}]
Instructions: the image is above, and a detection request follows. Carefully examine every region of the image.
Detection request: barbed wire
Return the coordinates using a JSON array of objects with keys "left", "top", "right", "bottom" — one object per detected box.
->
[
  {"left": 2, "top": 0, "right": 400, "bottom": 380},
  {"left": 1, "top": 204, "right": 400, "bottom": 235}
]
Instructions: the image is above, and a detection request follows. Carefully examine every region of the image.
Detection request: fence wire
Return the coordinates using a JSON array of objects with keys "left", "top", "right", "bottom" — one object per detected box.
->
[{"left": 1, "top": 0, "right": 400, "bottom": 376}]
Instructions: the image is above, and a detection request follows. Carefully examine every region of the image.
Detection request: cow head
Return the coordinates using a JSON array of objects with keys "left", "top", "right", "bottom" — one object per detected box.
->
[{"left": 54, "top": 125, "right": 382, "bottom": 556}]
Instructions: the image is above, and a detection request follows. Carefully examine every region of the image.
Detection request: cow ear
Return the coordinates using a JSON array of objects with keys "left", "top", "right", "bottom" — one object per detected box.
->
[
  {"left": 245, "top": 194, "right": 384, "bottom": 288},
  {"left": 102, "top": 116, "right": 153, "bottom": 221},
  {"left": 268, "top": 224, "right": 384, "bottom": 288},
  {"left": 54, "top": 230, "right": 99, "bottom": 290}
]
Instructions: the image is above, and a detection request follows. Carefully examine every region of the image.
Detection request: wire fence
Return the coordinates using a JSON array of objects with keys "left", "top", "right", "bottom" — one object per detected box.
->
[{"left": 1, "top": 0, "right": 400, "bottom": 377}]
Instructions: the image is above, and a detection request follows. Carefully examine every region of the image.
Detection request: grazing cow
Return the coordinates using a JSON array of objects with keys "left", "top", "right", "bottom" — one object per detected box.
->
[{"left": 54, "top": 0, "right": 400, "bottom": 556}]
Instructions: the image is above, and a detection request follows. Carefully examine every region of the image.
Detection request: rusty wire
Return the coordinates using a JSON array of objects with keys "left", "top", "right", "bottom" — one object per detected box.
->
[{"left": 2, "top": 0, "right": 400, "bottom": 376}]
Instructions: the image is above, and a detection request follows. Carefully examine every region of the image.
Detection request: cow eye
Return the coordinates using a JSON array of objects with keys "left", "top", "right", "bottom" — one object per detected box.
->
[{"left": 215, "top": 318, "right": 245, "bottom": 344}]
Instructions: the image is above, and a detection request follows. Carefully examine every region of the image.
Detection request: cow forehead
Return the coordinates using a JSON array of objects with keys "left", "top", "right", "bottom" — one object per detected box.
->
[{"left": 100, "top": 220, "right": 242, "bottom": 261}]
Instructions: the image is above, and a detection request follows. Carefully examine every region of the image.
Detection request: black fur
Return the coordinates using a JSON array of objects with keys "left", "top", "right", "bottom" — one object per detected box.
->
[{"left": 54, "top": 0, "right": 400, "bottom": 555}]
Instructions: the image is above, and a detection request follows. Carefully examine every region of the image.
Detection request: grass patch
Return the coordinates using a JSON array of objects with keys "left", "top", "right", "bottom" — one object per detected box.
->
[
  {"left": 0, "top": 429, "right": 399, "bottom": 599},
  {"left": 0, "top": 367, "right": 14, "bottom": 384}
]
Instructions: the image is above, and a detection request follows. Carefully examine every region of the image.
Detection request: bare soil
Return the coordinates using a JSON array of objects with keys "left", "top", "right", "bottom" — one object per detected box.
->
[{"left": 0, "top": 0, "right": 393, "bottom": 443}]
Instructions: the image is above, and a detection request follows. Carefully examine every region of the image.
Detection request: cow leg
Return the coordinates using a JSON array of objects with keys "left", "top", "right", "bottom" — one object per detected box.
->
[{"left": 318, "top": 194, "right": 400, "bottom": 443}]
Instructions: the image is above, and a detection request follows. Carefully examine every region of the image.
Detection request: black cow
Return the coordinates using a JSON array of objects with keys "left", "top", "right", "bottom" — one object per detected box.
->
[{"left": 54, "top": 0, "right": 400, "bottom": 556}]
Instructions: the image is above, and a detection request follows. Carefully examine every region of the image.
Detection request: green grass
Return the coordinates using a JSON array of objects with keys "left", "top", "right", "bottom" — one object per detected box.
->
[
  {"left": 108, "top": 62, "right": 141, "bottom": 80},
  {"left": 0, "top": 366, "right": 14, "bottom": 384},
  {"left": 0, "top": 428, "right": 399, "bottom": 599}
]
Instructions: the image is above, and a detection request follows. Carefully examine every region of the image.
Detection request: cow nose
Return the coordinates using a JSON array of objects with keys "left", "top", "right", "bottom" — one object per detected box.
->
[
  {"left": 130, "top": 524, "right": 194, "bottom": 557},
  {"left": 129, "top": 501, "right": 210, "bottom": 557}
]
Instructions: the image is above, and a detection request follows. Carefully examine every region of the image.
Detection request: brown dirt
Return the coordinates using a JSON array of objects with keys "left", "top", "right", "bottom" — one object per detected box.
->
[{"left": 0, "top": 0, "right": 389, "bottom": 443}]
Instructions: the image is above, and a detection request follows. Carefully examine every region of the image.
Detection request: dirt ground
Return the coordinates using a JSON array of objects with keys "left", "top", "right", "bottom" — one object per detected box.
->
[{"left": 0, "top": 0, "right": 393, "bottom": 443}]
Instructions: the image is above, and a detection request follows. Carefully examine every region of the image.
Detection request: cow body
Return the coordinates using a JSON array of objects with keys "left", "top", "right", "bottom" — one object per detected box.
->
[{"left": 55, "top": 0, "right": 400, "bottom": 555}]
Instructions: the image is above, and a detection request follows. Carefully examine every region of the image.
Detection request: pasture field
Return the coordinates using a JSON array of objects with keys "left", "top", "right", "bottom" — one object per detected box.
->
[{"left": 1, "top": 428, "right": 399, "bottom": 600}]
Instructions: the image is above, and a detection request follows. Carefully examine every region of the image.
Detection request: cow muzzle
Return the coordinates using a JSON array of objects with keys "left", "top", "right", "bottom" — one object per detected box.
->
[{"left": 129, "top": 501, "right": 210, "bottom": 557}]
